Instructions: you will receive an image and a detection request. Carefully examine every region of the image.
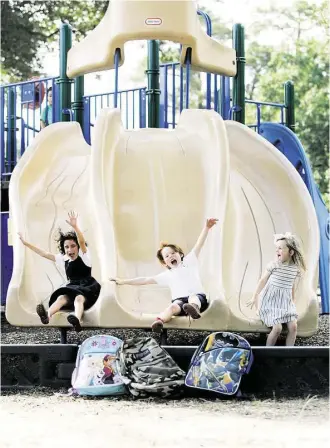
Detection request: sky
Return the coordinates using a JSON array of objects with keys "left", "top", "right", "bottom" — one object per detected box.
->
[{"left": 39, "top": 0, "right": 323, "bottom": 95}]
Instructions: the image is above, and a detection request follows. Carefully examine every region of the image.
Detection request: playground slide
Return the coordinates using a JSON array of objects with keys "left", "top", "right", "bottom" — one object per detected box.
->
[
  {"left": 6, "top": 110, "right": 319, "bottom": 335},
  {"left": 259, "top": 122, "right": 329, "bottom": 314},
  {"left": 222, "top": 121, "right": 319, "bottom": 335},
  {"left": 6, "top": 123, "right": 103, "bottom": 327}
]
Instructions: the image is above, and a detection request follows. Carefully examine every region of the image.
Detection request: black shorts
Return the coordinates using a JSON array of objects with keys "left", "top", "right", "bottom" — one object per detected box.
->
[{"left": 172, "top": 293, "right": 208, "bottom": 316}]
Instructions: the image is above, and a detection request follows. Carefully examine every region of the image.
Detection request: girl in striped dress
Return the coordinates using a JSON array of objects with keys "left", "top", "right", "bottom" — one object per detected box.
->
[{"left": 247, "top": 233, "right": 306, "bottom": 346}]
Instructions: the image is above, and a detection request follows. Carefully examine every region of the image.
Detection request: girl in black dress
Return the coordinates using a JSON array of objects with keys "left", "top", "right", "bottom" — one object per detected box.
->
[{"left": 18, "top": 211, "right": 100, "bottom": 332}]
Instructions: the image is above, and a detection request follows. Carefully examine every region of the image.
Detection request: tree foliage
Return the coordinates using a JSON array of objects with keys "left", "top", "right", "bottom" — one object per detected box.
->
[
  {"left": 246, "top": 0, "right": 329, "bottom": 201},
  {"left": 1, "top": 0, "right": 108, "bottom": 81}
]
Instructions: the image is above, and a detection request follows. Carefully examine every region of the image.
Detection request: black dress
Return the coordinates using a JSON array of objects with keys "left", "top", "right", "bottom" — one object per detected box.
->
[{"left": 49, "top": 251, "right": 101, "bottom": 311}]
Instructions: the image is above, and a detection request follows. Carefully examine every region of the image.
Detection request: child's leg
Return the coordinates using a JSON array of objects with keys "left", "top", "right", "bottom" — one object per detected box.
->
[
  {"left": 286, "top": 320, "right": 298, "bottom": 346},
  {"left": 73, "top": 294, "right": 86, "bottom": 322},
  {"left": 152, "top": 302, "right": 182, "bottom": 333},
  {"left": 183, "top": 295, "right": 202, "bottom": 319},
  {"left": 67, "top": 295, "right": 86, "bottom": 332},
  {"left": 266, "top": 323, "right": 283, "bottom": 346},
  {"left": 158, "top": 302, "right": 182, "bottom": 323},
  {"left": 48, "top": 295, "right": 69, "bottom": 318}
]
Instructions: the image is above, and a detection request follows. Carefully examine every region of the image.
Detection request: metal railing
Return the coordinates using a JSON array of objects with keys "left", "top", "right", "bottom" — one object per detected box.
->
[
  {"left": 0, "top": 79, "right": 147, "bottom": 180},
  {"left": 246, "top": 99, "right": 286, "bottom": 133},
  {"left": 0, "top": 77, "right": 288, "bottom": 181},
  {"left": 82, "top": 87, "right": 147, "bottom": 144},
  {"left": 1, "top": 77, "right": 56, "bottom": 182},
  {"left": 160, "top": 62, "right": 220, "bottom": 128}
]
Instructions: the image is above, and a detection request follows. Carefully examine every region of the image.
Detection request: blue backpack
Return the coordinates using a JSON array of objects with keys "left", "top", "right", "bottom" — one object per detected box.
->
[
  {"left": 71, "top": 335, "right": 127, "bottom": 396},
  {"left": 185, "top": 332, "right": 253, "bottom": 396}
]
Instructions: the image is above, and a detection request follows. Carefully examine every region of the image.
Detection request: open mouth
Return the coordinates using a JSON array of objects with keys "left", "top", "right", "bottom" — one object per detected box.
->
[{"left": 170, "top": 259, "right": 178, "bottom": 266}]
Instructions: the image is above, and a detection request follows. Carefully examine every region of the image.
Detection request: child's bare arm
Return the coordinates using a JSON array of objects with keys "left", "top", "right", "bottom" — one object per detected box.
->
[
  {"left": 193, "top": 218, "right": 218, "bottom": 257},
  {"left": 292, "top": 276, "right": 300, "bottom": 303},
  {"left": 110, "top": 277, "right": 157, "bottom": 286},
  {"left": 247, "top": 270, "right": 271, "bottom": 309},
  {"left": 18, "top": 233, "right": 56, "bottom": 262},
  {"left": 66, "top": 211, "right": 87, "bottom": 253}
]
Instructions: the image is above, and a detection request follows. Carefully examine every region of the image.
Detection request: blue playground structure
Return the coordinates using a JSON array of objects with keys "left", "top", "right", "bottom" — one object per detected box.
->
[{"left": 1, "top": 8, "right": 328, "bottom": 317}]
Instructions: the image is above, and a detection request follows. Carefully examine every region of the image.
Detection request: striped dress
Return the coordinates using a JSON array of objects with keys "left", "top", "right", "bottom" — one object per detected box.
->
[{"left": 259, "top": 261, "right": 300, "bottom": 327}]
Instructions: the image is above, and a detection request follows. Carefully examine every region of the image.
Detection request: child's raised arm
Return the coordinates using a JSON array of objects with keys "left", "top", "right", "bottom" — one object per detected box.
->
[
  {"left": 18, "top": 233, "right": 56, "bottom": 262},
  {"left": 110, "top": 277, "right": 157, "bottom": 286},
  {"left": 193, "top": 218, "right": 218, "bottom": 257},
  {"left": 66, "top": 211, "right": 87, "bottom": 253}
]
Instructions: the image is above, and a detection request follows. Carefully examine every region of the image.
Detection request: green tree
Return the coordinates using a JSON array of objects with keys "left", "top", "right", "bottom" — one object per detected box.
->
[
  {"left": 246, "top": 0, "right": 329, "bottom": 202},
  {"left": 1, "top": 0, "right": 108, "bottom": 82}
]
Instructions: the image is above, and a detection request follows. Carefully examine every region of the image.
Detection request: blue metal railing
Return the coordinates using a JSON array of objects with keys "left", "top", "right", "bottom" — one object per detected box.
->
[
  {"left": 1, "top": 72, "right": 289, "bottom": 180},
  {"left": 1, "top": 77, "right": 57, "bottom": 182},
  {"left": 160, "top": 66, "right": 288, "bottom": 132},
  {"left": 246, "top": 99, "right": 286, "bottom": 133},
  {"left": 82, "top": 87, "right": 147, "bottom": 144},
  {"left": 160, "top": 62, "right": 221, "bottom": 128},
  {"left": 0, "top": 78, "right": 146, "bottom": 178},
  {"left": 160, "top": 10, "right": 221, "bottom": 128}
]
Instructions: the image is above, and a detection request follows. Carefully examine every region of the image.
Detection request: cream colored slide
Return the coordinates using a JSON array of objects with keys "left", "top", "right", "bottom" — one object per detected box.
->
[
  {"left": 222, "top": 121, "right": 319, "bottom": 336},
  {"left": 6, "top": 110, "right": 319, "bottom": 335},
  {"left": 6, "top": 123, "right": 102, "bottom": 327}
]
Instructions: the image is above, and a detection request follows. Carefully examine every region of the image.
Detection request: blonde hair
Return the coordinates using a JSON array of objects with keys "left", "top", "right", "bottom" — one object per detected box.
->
[
  {"left": 156, "top": 242, "right": 184, "bottom": 269},
  {"left": 274, "top": 233, "right": 306, "bottom": 271}
]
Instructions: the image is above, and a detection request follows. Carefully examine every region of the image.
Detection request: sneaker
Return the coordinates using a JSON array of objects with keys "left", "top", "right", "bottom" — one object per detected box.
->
[
  {"left": 151, "top": 319, "right": 164, "bottom": 333},
  {"left": 183, "top": 303, "right": 201, "bottom": 319},
  {"left": 67, "top": 314, "right": 82, "bottom": 332},
  {"left": 36, "top": 304, "right": 49, "bottom": 325}
]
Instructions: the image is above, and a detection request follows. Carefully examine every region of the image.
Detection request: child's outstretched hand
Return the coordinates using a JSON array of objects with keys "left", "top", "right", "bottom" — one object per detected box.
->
[
  {"left": 206, "top": 218, "right": 218, "bottom": 229},
  {"left": 18, "top": 232, "right": 27, "bottom": 245},
  {"left": 246, "top": 298, "right": 258, "bottom": 309},
  {"left": 66, "top": 211, "right": 78, "bottom": 229},
  {"left": 110, "top": 277, "right": 124, "bottom": 285}
]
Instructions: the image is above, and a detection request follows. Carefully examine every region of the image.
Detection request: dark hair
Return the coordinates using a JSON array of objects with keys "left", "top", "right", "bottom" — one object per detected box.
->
[
  {"left": 56, "top": 230, "right": 79, "bottom": 254},
  {"left": 47, "top": 86, "right": 52, "bottom": 93},
  {"left": 156, "top": 242, "right": 184, "bottom": 270}
]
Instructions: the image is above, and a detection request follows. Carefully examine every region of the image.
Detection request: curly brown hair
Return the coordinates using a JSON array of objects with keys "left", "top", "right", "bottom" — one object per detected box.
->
[
  {"left": 156, "top": 242, "right": 184, "bottom": 270},
  {"left": 56, "top": 230, "right": 79, "bottom": 254}
]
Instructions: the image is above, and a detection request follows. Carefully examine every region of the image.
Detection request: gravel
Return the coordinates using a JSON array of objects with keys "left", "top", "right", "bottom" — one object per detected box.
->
[{"left": 1, "top": 313, "right": 329, "bottom": 346}]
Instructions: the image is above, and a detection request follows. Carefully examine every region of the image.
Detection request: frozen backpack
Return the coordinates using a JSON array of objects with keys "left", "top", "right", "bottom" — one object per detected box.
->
[
  {"left": 119, "top": 336, "right": 186, "bottom": 398},
  {"left": 185, "top": 332, "right": 253, "bottom": 397},
  {"left": 71, "top": 335, "right": 127, "bottom": 396}
]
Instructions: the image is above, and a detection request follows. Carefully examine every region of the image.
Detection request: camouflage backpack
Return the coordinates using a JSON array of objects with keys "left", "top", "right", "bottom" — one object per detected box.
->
[{"left": 119, "top": 336, "right": 186, "bottom": 398}]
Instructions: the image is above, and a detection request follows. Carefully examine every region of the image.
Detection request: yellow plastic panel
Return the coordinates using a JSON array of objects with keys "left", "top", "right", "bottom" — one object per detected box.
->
[{"left": 67, "top": 0, "right": 236, "bottom": 78}]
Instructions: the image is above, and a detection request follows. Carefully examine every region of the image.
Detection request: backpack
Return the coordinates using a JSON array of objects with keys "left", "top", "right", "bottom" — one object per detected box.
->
[
  {"left": 119, "top": 336, "right": 186, "bottom": 398},
  {"left": 185, "top": 332, "right": 253, "bottom": 397},
  {"left": 71, "top": 335, "right": 127, "bottom": 396}
]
